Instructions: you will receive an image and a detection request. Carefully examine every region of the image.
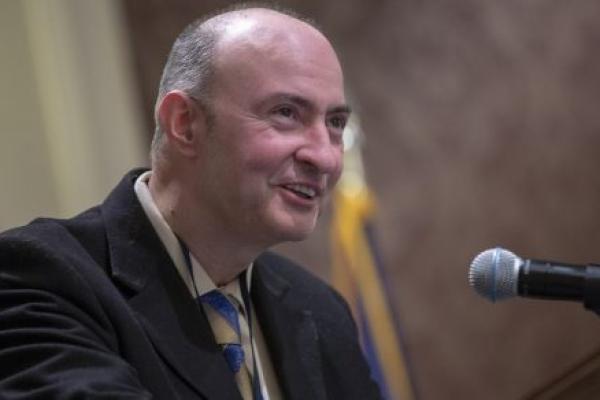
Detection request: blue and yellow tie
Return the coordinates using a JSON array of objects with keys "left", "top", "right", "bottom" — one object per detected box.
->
[{"left": 199, "top": 290, "right": 253, "bottom": 400}]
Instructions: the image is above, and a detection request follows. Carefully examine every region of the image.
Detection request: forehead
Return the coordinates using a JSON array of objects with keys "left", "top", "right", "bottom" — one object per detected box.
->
[{"left": 210, "top": 14, "right": 346, "bottom": 107}]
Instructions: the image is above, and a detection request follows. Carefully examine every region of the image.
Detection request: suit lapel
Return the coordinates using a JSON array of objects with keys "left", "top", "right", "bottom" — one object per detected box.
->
[
  {"left": 100, "top": 170, "right": 242, "bottom": 400},
  {"left": 252, "top": 256, "right": 327, "bottom": 400},
  {"left": 127, "top": 258, "right": 241, "bottom": 400}
]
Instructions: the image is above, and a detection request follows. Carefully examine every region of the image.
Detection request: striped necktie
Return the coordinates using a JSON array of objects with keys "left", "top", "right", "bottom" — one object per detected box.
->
[{"left": 199, "top": 290, "right": 253, "bottom": 400}]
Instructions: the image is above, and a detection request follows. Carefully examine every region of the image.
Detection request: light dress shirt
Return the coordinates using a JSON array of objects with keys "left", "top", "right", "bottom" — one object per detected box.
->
[{"left": 134, "top": 171, "right": 282, "bottom": 399}]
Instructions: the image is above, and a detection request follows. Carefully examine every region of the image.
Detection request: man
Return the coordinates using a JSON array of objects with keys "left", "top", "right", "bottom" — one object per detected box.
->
[{"left": 0, "top": 6, "right": 382, "bottom": 400}]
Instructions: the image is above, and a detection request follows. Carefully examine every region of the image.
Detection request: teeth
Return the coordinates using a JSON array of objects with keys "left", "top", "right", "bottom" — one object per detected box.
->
[{"left": 285, "top": 184, "right": 316, "bottom": 199}]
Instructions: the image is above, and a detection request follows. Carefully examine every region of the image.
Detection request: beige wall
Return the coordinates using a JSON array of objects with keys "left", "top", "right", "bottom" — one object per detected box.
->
[
  {"left": 0, "top": 0, "right": 59, "bottom": 228},
  {"left": 0, "top": 0, "right": 146, "bottom": 230}
]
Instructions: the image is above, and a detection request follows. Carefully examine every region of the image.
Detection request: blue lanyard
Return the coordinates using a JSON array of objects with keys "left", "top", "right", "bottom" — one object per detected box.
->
[{"left": 179, "top": 239, "right": 263, "bottom": 400}]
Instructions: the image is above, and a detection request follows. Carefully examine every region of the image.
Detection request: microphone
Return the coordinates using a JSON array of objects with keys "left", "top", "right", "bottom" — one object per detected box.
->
[{"left": 468, "top": 247, "right": 600, "bottom": 313}]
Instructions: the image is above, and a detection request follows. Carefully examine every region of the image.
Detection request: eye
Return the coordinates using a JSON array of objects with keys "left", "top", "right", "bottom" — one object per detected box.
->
[
  {"left": 273, "top": 105, "right": 297, "bottom": 119},
  {"left": 269, "top": 104, "right": 302, "bottom": 130},
  {"left": 328, "top": 115, "right": 347, "bottom": 130}
]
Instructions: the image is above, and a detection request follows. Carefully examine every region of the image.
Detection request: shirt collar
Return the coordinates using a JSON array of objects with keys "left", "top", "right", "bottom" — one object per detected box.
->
[{"left": 190, "top": 252, "right": 253, "bottom": 308}]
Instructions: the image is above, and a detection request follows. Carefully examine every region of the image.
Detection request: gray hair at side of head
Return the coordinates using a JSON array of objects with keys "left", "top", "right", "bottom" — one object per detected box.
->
[{"left": 150, "top": 16, "right": 218, "bottom": 159}]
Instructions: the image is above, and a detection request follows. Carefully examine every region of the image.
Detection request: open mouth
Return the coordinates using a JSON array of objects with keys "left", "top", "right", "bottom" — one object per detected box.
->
[{"left": 282, "top": 184, "right": 317, "bottom": 200}]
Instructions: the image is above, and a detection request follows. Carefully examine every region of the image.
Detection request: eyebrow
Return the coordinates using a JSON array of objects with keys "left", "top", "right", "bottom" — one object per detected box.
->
[
  {"left": 329, "top": 104, "right": 352, "bottom": 115},
  {"left": 266, "top": 93, "right": 352, "bottom": 115}
]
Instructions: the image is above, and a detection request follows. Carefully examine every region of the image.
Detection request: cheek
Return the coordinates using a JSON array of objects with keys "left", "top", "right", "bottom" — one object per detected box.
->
[
  {"left": 240, "top": 141, "right": 294, "bottom": 172},
  {"left": 232, "top": 153, "right": 282, "bottom": 199}
]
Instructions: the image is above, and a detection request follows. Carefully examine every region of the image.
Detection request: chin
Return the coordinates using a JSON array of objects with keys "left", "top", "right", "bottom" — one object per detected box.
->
[
  {"left": 271, "top": 221, "right": 316, "bottom": 243},
  {"left": 281, "top": 230, "right": 312, "bottom": 243},
  {"left": 262, "top": 208, "right": 319, "bottom": 244}
]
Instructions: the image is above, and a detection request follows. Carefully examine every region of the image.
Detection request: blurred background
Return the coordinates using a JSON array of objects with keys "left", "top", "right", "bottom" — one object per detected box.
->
[{"left": 2, "top": 0, "right": 600, "bottom": 399}]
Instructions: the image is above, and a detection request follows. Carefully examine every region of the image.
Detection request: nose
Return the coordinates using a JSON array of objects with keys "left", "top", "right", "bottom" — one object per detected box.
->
[{"left": 294, "top": 123, "right": 342, "bottom": 177}]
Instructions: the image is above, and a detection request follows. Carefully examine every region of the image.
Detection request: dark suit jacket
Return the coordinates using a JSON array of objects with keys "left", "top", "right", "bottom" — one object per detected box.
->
[{"left": 0, "top": 169, "right": 382, "bottom": 400}]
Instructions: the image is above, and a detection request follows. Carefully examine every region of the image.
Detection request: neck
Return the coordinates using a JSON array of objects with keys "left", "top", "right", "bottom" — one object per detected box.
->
[{"left": 148, "top": 169, "right": 262, "bottom": 286}]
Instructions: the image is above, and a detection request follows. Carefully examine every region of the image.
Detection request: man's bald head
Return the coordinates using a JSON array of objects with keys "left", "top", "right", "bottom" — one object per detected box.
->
[{"left": 151, "top": 6, "right": 336, "bottom": 158}]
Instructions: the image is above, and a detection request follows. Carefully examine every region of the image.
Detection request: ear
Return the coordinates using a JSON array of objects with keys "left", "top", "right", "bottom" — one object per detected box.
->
[{"left": 157, "top": 90, "right": 207, "bottom": 157}]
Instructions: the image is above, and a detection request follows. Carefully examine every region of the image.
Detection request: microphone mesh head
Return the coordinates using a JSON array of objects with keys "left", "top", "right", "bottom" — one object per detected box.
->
[{"left": 469, "top": 248, "right": 521, "bottom": 302}]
